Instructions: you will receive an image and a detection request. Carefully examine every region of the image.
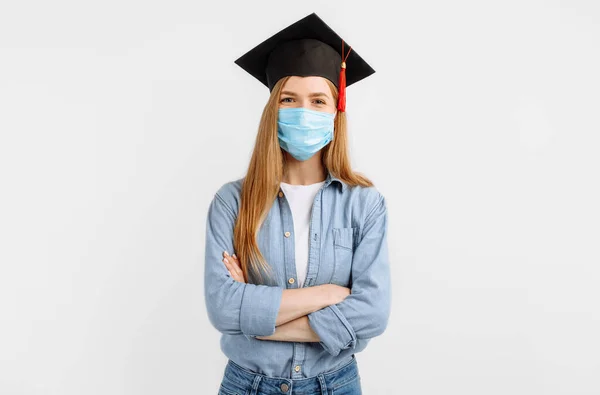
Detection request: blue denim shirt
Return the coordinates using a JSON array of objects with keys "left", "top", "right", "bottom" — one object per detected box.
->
[{"left": 204, "top": 170, "right": 391, "bottom": 379}]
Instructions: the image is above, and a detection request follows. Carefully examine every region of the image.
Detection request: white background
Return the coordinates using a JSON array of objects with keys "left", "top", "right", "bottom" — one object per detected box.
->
[{"left": 1, "top": 1, "right": 599, "bottom": 394}]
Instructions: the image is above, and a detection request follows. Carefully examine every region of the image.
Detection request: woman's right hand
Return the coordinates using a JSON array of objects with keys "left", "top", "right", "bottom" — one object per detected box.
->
[{"left": 322, "top": 283, "right": 351, "bottom": 305}]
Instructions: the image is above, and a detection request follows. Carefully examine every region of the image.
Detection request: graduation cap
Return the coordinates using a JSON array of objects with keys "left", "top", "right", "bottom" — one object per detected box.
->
[{"left": 234, "top": 12, "right": 375, "bottom": 112}]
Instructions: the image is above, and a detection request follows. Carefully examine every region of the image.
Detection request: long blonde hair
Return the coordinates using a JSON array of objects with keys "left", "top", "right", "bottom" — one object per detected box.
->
[{"left": 234, "top": 75, "right": 374, "bottom": 284}]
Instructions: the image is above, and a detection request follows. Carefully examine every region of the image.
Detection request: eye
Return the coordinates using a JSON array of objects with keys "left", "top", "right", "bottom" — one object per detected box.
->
[
  {"left": 280, "top": 97, "right": 294, "bottom": 103},
  {"left": 313, "top": 99, "right": 326, "bottom": 105}
]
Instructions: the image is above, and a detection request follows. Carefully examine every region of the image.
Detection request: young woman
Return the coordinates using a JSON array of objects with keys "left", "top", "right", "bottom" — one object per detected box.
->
[{"left": 204, "top": 13, "right": 391, "bottom": 395}]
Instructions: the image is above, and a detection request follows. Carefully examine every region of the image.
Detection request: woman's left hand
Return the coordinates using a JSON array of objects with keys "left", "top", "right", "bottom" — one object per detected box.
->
[{"left": 223, "top": 251, "right": 246, "bottom": 283}]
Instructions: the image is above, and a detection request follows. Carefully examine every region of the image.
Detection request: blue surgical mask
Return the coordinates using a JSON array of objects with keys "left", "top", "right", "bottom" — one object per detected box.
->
[{"left": 277, "top": 107, "right": 335, "bottom": 161}]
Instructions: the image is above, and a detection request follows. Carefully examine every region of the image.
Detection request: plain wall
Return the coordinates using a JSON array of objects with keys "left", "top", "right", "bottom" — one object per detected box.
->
[{"left": 1, "top": 1, "right": 599, "bottom": 394}]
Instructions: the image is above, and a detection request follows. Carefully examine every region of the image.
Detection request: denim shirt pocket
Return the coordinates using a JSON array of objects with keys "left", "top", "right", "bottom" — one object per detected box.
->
[{"left": 331, "top": 227, "right": 357, "bottom": 287}]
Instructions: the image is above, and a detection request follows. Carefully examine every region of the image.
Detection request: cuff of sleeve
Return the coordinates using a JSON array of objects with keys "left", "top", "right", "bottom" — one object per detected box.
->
[
  {"left": 307, "top": 304, "right": 357, "bottom": 356},
  {"left": 239, "top": 284, "right": 283, "bottom": 337}
]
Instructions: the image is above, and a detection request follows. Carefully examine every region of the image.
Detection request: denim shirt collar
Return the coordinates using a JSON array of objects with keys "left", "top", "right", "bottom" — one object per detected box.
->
[{"left": 325, "top": 170, "right": 347, "bottom": 192}]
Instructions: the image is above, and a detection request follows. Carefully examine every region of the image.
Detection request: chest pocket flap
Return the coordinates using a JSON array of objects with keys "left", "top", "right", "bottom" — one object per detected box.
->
[{"left": 331, "top": 227, "right": 357, "bottom": 286}]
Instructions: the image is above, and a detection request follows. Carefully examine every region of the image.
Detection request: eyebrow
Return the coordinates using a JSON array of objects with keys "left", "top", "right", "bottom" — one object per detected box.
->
[{"left": 281, "top": 91, "right": 331, "bottom": 99}]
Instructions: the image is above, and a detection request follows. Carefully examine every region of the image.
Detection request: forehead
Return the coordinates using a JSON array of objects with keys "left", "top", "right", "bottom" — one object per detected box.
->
[{"left": 281, "top": 76, "right": 332, "bottom": 95}]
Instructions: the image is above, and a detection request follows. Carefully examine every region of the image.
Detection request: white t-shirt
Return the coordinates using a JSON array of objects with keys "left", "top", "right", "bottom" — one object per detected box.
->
[{"left": 279, "top": 180, "right": 325, "bottom": 288}]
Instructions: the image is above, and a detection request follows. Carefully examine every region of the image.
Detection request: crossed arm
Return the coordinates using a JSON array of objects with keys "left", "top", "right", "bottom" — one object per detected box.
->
[
  {"left": 222, "top": 252, "right": 345, "bottom": 342},
  {"left": 204, "top": 189, "right": 390, "bottom": 355}
]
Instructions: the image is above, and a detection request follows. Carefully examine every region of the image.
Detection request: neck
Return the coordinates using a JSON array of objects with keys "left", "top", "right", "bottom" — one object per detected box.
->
[{"left": 282, "top": 151, "right": 327, "bottom": 185}]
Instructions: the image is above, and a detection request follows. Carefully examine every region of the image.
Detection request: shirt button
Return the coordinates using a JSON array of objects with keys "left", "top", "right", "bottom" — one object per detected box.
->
[
  {"left": 288, "top": 277, "right": 295, "bottom": 284},
  {"left": 284, "top": 231, "right": 291, "bottom": 237},
  {"left": 278, "top": 191, "right": 283, "bottom": 198},
  {"left": 280, "top": 383, "right": 289, "bottom": 392},
  {"left": 294, "top": 365, "right": 301, "bottom": 372}
]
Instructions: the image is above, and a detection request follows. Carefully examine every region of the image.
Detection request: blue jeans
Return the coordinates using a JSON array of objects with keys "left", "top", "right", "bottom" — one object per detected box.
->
[{"left": 218, "top": 355, "right": 362, "bottom": 395}]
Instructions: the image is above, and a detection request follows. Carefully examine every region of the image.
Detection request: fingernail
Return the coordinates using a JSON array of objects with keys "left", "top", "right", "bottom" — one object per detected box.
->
[
  {"left": 232, "top": 254, "right": 237, "bottom": 258},
  {"left": 224, "top": 251, "right": 229, "bottom": 256},
  {"left": 223, "top": 258, "right": 228, "bottom": 263}
]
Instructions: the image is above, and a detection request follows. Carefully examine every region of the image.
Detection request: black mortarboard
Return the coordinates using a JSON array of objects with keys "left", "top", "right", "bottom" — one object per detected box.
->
[{"left": 234, "top": 12, "right": 375, "bottom": 112}]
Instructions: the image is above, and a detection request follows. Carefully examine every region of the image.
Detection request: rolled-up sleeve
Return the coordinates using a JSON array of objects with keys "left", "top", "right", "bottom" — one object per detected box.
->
[
  {"left": 204, "top": 190, "right": 283, "bottom": 338},
  {"left": 308, "top": 192, "right": 391, "bottom": 356}
]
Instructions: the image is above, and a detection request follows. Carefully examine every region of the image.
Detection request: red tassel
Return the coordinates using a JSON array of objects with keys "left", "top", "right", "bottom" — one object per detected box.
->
[
  {"left": 337, "top": 64, "right": 346, "bottom": 112},
  {"left": 337, "top": 40, "right": 352, "bottom": 112}
]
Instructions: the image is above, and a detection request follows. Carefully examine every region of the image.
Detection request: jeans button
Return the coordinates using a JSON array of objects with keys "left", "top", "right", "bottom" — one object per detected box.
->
[{"left": 280, "top": 382, "right": 289, "bottom": 392}]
